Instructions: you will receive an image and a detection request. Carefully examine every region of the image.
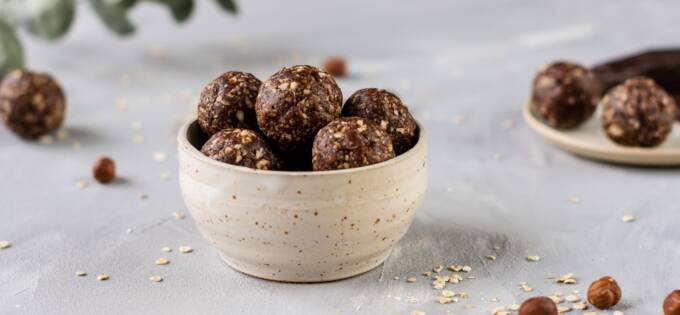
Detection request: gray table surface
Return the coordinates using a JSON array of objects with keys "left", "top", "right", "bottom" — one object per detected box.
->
[{"left": 2, "top": 1, "right": 679, "bottom": 314}]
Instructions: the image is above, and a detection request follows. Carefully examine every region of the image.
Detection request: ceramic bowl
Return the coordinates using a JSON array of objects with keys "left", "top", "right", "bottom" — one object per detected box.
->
[{"left": 177, "top": 120, "right": 428, "bottom": 282}]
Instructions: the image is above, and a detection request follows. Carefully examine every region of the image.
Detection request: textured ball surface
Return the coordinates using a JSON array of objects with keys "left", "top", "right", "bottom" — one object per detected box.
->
[
  {"left": 197, "top": 71, "right": 261, "bottom": 136},
  {"left": 201, "top": 128, "right": 280, "bottom": 170}
]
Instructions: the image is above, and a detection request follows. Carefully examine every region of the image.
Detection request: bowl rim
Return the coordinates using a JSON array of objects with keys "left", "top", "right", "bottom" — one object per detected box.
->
[{"left": 178, "top": 119, "right": 427, "bottom": 177}]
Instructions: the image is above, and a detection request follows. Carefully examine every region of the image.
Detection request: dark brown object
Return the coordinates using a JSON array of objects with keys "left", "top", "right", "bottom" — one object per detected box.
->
[
  {"left": 601, "top": 77, "right": 676, "bottom": 147},
  {"left": 255, "top": 65, "right": 342, "bottom": 155},
  {"left": 664, "top": 290, "right": 680, "bottom": 315},
  {"left": 201, "top": 128, "right": 280, "bottom": 170},
  {"left": 312, "top": 117, "right": 394, "bottom": 171},
  {"left": 530, "top": 61, "right": 601, "bottom": 129},
  {"left": 587, "top": 276, "right": 622, "bottom": 309},
  {"left": 197, "top": 71, "right": 261, "bottom": 137},
  {"left": 323, "top": 57, "right": 347, "bottom": 77},
  {"left": 592, "top": 49, "right": 680, "bottom": 119},
  {"left": 518, "top": 296, "right": 558, "bottom": 315},
  {"left": 342, "top": 88, "right": 417, "bottom": 154},
  {"left": 93, "top": 157, "right": 116, "bottom": 184},
  {"left": 0, "top": 69, "right": 66, "bottom": 139}
]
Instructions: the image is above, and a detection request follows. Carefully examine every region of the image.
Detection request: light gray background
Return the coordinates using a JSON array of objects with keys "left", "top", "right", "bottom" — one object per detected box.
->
[{"left": 1, "top": 1, "right": 679, "bottom": 314}]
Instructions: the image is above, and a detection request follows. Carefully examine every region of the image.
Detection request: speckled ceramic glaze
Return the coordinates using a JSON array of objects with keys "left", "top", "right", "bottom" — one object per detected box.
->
[{"left": 177, "top": 120, "right": 428, "bottom": 282}]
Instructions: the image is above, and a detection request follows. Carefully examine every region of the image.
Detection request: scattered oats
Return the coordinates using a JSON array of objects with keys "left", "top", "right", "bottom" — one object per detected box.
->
[
  {"left": 173, "top": 212, "right": 185, "bottom": 220},
  {"left": 613, "top": 311, "right": 624, "bottom": 315},
  {"left": 432, "top": 279, "right": 446, "bottom": 290},
  {"left": 501, "top": 119, "right": 514, "bottom": 129},
  {"left": 126, "top": 228, "right": 133, "bottom": 234},
  {"left": 572, "top": 302, "right": 587, "bottom": 310},
  {"left": 178, "top": 246, "right": 193, "bottom": 253},
  {"left": 152, "top": 151, "right": 168, "bottom": 162},
  {"left": 161, "top": 247, "right": 172, "bottom": 252},
  {"left": 507, "top": 304, "right": 520, "bottom": 311},
  {"left": 0, "top": 240, "right": 11, "bottom": 249},
  {"left": 518, "top": 282, "right": 533, "bottom": 292},
  {"left": 72, "top": 141, "right": 81, "bottom": 150},
  {"left": 437, "top": 296, "right": 453, "bottom": 304},
  {"left": 131, "top": 121, "right": 142, "bottom": 131},
  {"left": 485, "top": 255, "right": 497, "bottom": 261},
  {"left": 115, "top": 98, "right": 129, "bottom": 112},
  {"left": 622, "top": 215, "right": 635, "bottom": 223},
  {"left": 96, "top": 274, "right": 109, "bottom": 281},
  {"left": 449, "top": 274, "right": 463, "bottom": 283},
  {"left": 75, "top": 271, "right": 87, "bottom": 277},
  {"left": 422, "top": 271, "right": 432, "bottom": 277},
  {"left": 132, "top": 134, "right": 144, "bottom": 144},
  {"left": 56, "top": 129, "right": 69, "bottom": 140},
  {"left": 493, "top": 244, "right": 502, "bottom": 250},
  {"left": 557, "top": 305, "right": 571, "bottom": 313},
  {"left": 549, "top": 295, "right": 563, "bottom": 304},
  {"left": 448, "top": 264, "right": 463, "bottom": 272},
  {"left": 406, "top": 296, "right": 419, "bottom": 304},
  {"left": 76, "top": 180, "right": 88, "bottom": 190},
  {"left": 441, "top": 290, "right": 456, "bottom": 298},
  {"left": 433, "top": 265, "right": 443, "bottom": 273},
  {"left": 406, "top": 277, "right": 417, "bottom": 283},
  {"left": 568, "top": 196, "right": 581, "bottom": 204},
  {"left": 39, "top": 135, "right": 54, "bottom": 144},
  {"left": 138, "top": 193, "right": 149, "bottom": 200},
  {"left": 411, "top": 311, "right": 425, "bottom": 315},
  {"left": 393, "top": 276, "right": 400, "bottom": 280},
  {"left": 458, "top": 291, "right": 468, "bottom": 299},
  {"left": 490, "top": 298, "right": 499, "bottom": 303},
  {"left": 526, "top": 255, "right": 541, "bottom": 262},
  {"left": 461, "top": 265, "right": 472, "bottom": 272},
  {"left": 159, "top": 172, "right": 172, "bottom": 181},
  {"left": 155, "top": 258, "right": 170, "bottom": 265},
  {"left": 149, "top": 275, "right": 163, "bottom": 283},
  {"left": 556, "top": 273, "right": 577, "bottom": 284},
  {"left": 493, "top": 307, "right": 510, "bottom": 315},
  {"left": 582, "top": 312, "right": 597, "bottom": 315},
  {"left": 565, "top": 294, "right": 580, "bottom": 303}
]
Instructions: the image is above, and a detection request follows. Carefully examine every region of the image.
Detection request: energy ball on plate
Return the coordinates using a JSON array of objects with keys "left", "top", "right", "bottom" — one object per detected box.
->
[
  {"left": 201, "top": 128, "right": 280, "bottom": 170},
  {"left": 255, "top": 65, "right": 342, "bottom": 154},
  {"left": 601, "top": 77, "right": 676, "bottom": 147},
  {"left": 530, "top": 62, "right": 601, "bottom": 129},
  {"left": 197, "top": 71, "right": 261, "bottom": 136},
  {"left": 0, "top": 69, "right": 66, "bottom": 139},
  {"left": 342, "top": 88, "right": 417, "bottom": 155},
  {"left": 312, "top": 117, "right": 394, "bottom": 171}
]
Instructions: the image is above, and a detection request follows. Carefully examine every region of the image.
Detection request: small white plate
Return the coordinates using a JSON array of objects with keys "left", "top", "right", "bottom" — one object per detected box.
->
[{"left": 522, "top": 102, "right": 680, "bottom": 166}]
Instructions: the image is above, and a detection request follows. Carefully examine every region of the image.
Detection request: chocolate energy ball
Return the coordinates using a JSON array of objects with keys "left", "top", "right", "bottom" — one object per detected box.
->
[
  {"left": 531, "top": 62, "right": 601, "bottom": 129},
  {"left": 0, "top": 69, "right": 66, "bottom": 139},
  {"left": 255, "top": 65, "right": 342, "bottom": 154},
  {"left": 601, "top": 77, "right": 677, "bottom": 147},
  {"left": 201, "top": 128, "right": 280, "bottom": 170},
  {"left": 312, "top": 117, "right": 394, "bottom": 171},
  {"left": 342, "top": 88, "right": 417, "bottom": 155},
  {"left": 197, "top": 71, "right": 261, "bottom": 136}
]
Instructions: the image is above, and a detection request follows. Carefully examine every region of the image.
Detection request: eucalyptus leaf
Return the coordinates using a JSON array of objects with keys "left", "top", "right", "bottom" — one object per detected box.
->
[
  {"left": 89, "top": 0, "right": 138, "bottom": 35},
  {"left": 214, "top": 0, "right": 237, "bottom": 13},
  {"left": 0, "top": 22, "right": 24, "bottom": 77},
  {"left": 25, "top": 0, "right": 76, "bottom": 40},
  {"left": 152, "top": 0, "right": 194, "bottom": 22}
]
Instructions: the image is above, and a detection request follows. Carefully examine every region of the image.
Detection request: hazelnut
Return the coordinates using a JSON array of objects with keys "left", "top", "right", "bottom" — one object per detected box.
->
[
  {"left": 323, "top": 57, "right": 347, "bottom": 77},
  {"left": 518, "top": 296, "right": 558, "bottom": 315},
  {"left": 92, "top": 157, "right": 116, "bottom": 183},
  {"left": 587, "top": 276, "right": 622, "bottom": 309},
  {"left": 664, "top": 290, "right": 680, "bottom": 315}
]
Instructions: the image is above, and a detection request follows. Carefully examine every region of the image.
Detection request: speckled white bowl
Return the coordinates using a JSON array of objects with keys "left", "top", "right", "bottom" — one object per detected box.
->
[{"left": 177, "top": 120, "right": 428, "bottom": 282}]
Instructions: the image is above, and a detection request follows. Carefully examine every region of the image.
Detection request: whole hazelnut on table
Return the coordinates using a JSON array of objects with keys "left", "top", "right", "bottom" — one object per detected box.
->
[
  {"left": 0, "top": 69, "right": 66, "bottom": 139},
  {"left": 587, "top": 276, "right": 622, "bottom": 309},
  {"left": 664, "top": 290, "right": 680, "bottom": 315},
  {"left": 530, "top": 61, "right": 601, "bottom": 129},
  {"left": 92, "top": 157, "right": 116, "bottom": 183},
  {"left": 518, "top": 296, "right": 558, "bottom": 315},
  {"left": 323, "top": 57, "right": 347, "bottom": 77}
]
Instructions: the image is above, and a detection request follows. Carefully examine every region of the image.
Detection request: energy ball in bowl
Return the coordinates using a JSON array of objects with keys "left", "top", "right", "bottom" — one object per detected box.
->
[
  {"left": 255, "top": 65, "right": 342, "bottom": 154},
  {"left": 0, "top": 69, "right": 66, "bottom": 139},
  {"left": 197, "top": 71, "right": 261, "bottom": 136},
  {"left": 342, "top": 88, "right": 417, "bottom": 155},
  {"left": 201, "top": 128, "right": 281, "bottom": 170},
  {"left": 531, "top": 62, "right": 601, "bottom": 129},
  {"left": 312, "top": 117, "right": 394, "bottom": 171},
  {"left": 602, "top": 77, "right": 676, "bottom": 147}
]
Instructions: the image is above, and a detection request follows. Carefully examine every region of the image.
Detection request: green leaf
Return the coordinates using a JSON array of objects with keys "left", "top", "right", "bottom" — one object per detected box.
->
[
  {"left": 25, "top": 0, "right": 76, "bottom": 40},
  {"left": 89, "top": 0, "right": 138, "bottom": 35},
  {"left": 153, "top": 0, "right": 194, "bottom": 22},
  {"left": 214, "top": 0, "right": 237, "bottom": 13},
  {"left": 0, "top": 22, "right": 24, "bottom": 77}
]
